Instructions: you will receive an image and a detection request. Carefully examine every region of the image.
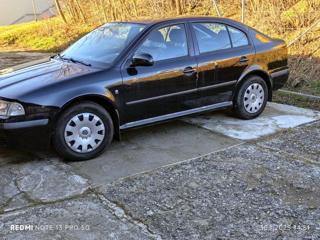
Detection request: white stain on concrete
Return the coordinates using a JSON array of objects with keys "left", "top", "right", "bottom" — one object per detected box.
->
[{"left": 183, "top": 102, "right": 320, "bottom": 140}]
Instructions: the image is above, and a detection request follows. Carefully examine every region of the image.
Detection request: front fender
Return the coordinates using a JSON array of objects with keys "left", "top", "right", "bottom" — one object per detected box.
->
[
  {"left": 17, "top": 74, "right": 120, "bottom": 109},
  {"left": 57, "top": 86, "right": 117, "bottom": 109},
  {"left": 56, "top": 88, "right": 121, "bottom": 141}
]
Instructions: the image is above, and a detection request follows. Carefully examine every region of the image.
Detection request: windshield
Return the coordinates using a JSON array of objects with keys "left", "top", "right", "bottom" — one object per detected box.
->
[{"left": 61, "top": 22, "right": 146, "bottom": 66}]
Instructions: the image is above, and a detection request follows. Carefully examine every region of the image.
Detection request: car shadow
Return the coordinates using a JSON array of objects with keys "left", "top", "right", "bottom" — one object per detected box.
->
[
  {"left": 0, "top": 110, "right": 232, "bottom": 165},
  {"left": 0, "top": 146, "right": 57, "bottom": 166}
]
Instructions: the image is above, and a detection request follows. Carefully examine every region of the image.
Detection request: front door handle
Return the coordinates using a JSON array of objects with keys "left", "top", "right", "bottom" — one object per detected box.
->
[
  {"left": 239, "top": 56, "right": 249, "bottom": 63},
  {"left": 183, "top": 66, "right": 196, "bottom": 74}
]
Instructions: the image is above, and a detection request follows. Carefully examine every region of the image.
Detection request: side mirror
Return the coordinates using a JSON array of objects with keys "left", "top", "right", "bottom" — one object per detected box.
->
[{"left": 131, "top": 53, "right": 154, "bottom": 67}]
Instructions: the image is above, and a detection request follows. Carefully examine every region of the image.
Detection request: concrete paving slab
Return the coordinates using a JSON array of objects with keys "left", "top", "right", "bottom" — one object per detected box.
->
[
  {"left": 183, "top": 102, "right": 320, "bottom": 140},
  {"left": 70, "top": 121, "right": 241, "bottom": 186},
  {"left": 0, "top": 151, "right": 89, "bottom": 213},
  {"left": 0, "top": 194, "right": 152, "bottom": 240},
  {"left": 258, "top": 120, "right": 320, "bottom": 163},
  {"left": 99, "top": 144, "right": 320, "bottom": 239}
]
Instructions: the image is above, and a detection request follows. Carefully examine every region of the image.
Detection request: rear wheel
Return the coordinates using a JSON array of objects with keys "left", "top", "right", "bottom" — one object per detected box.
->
[
  {"left": 233, "top": 75, "right": 268, "bottom": 119},
  {"left": 53, "top": 102, "right": 114, "bottom": 161}
]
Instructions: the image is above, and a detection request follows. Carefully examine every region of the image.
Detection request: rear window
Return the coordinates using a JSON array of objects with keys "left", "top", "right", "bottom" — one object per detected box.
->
[
  {"left": 192, "top": 22, "right": 231, "bottom": 53},
  {"left": 227, "top": 26, "right": 249, "bottom": 47}
]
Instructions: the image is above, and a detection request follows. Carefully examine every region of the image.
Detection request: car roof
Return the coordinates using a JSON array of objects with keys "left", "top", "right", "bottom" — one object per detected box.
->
[{"left": 117, "top": 16, "right": 248, "bottom": 28}]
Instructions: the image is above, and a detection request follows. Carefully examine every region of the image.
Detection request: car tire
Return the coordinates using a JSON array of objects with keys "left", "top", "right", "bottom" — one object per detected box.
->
[
  {"left": 233, "top": 75, "right": 268, "bottom": 120},
  {"left": 53, "top": 102, "right": 114, "bottom": 161}
]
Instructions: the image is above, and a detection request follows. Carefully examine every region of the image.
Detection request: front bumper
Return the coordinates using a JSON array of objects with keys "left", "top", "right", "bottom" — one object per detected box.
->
[
  {"left": 0, "top": 118, "right": 51, "bottom": 149},
  {"left": 0, "top": 119, "right": 49, "bottom": 130}
]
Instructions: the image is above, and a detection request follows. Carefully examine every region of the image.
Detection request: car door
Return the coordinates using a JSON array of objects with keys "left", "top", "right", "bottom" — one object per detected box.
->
[
  {"left": 191, "top": 22, "right": 255, "bottom": 106},
  {"left": 120, "top": 23, "right": 198, "bottom": 124}
]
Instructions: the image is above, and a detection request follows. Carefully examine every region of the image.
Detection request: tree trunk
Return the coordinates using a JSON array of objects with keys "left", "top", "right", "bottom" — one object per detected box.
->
[
  {"left": 212, "top": 0, "right": 221, "bottom": 17},
  {"left": 170, "top": 0, "right": 175, "bottom": 11},
  {"left": 99, "top": 0, "right": 108, "bottom": 22},
  {"left": 55, "top": 0, "right": 67, "bottom": 23},
  {"left": 175, "top": 0, "right": 182, "bottom": 15},
  {"left": 67, "top": 0, "right": 80, "bottom": 22},
  {"left": 241, "top": 0, "right": 245, "bottom": 23},
  {"left": 132, "top": 0, "right": 138, "bottom": 17},
  {"left": 109, "top": 0, "right": 117, "bottom": 21},
  {"left": 74, "top": 0, "right": 87, "bottom": 23}
]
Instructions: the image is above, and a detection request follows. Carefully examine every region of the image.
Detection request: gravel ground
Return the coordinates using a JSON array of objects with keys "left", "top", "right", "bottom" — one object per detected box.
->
[
  {"left": 100, "top": 138, "right": 320, "bottom": 239},
  {"left": 258, "top": 121, "right": 320, "bottom": 163}
]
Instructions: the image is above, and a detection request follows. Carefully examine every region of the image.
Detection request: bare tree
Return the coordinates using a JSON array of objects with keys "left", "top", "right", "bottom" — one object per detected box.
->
[
  {"left": 212, "top": 0, "right": 221, "bottom": 17},
  {"left": 242, "top": 0, "right": 245, "bottom": 23},
  {"left": 132, "top": 0, "right": 138, "bottom": 17},
  {"left": 101, "top": 0, "right": 108, "bottom": 22},
  {"left": 175, "top": 0, "right": 182, "bottom": 15},
  {"left": 74, "top": 0, "right": 87, "bottom": 23},
  {"left": 55, "top": 0, "right": 67, "bottom": 23},
  {"left": 32, "top": 0, "right": 38, "bottom": 21},
  {"left": 109, "top": 0, "right": 117, "bottom": 21}
]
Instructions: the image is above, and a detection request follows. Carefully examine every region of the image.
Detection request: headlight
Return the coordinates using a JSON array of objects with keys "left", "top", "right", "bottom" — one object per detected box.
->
[{"left": 0, "top": 100, "right": 25, "bottom": 119}]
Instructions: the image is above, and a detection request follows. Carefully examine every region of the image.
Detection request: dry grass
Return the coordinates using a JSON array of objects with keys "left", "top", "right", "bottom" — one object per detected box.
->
[
  {"left": 0, "top": 18, "right": 93, "bottom": 52},
  {"left": 0, "top": 0, "right": 319, "bottom": 93}
]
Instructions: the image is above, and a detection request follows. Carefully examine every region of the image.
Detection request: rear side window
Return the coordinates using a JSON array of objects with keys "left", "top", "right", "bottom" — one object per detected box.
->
[
  {"left": 227, "top": 26, "right": 249, "bottom": 47},
  {"left": 192, "top": 23, "right": 231, "bottom": 53}
]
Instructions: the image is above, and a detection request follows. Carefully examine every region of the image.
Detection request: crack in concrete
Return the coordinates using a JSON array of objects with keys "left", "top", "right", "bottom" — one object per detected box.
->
[
  {"left": 91, "top": 189, "right": 162, "bottom": 240},
  {"left": 0, "top": 188, "right": 93, "bottom": 216}
]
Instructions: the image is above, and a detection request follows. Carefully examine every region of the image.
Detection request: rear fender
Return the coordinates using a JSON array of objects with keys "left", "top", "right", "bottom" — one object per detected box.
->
[{"left": 235, "top": 65, "right": 273, "bottom": 101}]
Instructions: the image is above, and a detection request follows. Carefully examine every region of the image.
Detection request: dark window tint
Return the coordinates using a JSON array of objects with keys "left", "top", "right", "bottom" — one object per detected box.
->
[
  {"left": 136, "top": 24, "right": 188, "bottom": 61},
  {"left": 228, "top": 26, "right": 249, "bottom": 47},
  {"left": 192, "top": 23, "right": 231, "bottom": 53}
]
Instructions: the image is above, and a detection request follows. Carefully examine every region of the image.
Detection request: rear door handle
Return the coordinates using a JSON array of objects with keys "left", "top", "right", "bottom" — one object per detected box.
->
[
  {"left": 183, "top": 66, "right": 196, "bottom": 74},
  {"left": 239, "top": 56, "right": 249, "bottom": 63}
]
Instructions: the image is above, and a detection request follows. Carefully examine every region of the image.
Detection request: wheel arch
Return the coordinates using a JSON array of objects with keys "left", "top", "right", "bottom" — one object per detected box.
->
[
  {"left": 235, "top": 69, "right": 273, "bottom": 101},
  {"left": 53, "top": 94, "right": 121, "bottom": 141}
]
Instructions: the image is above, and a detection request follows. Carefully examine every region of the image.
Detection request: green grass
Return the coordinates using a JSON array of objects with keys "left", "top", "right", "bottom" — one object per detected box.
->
[
  {"left": 283, "top": 81, "right": 320, "bottom": 97},
  {"left": 0, "top": 18, "right": 94, "bottom": 52},
  {"left": 306, "top": 81, "right": 320, "bottom": 96},
  {"left": 273, "top": 91, "right": 320, "bottom": 110}
]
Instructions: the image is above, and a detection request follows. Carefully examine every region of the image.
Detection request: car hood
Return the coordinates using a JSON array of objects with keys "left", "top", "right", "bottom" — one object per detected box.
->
[{"left": 0, "top": 57, "right": 96, "bottom": 101}]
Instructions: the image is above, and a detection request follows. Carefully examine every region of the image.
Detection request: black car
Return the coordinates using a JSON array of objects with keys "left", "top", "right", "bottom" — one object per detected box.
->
[{"left": 0, "top": 17, "right": 289, "bottom": 160}]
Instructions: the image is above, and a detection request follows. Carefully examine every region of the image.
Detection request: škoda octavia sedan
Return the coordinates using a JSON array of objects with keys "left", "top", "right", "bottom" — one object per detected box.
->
[{"left": 0, "top": 17, "right": 289, "bottom": 160}]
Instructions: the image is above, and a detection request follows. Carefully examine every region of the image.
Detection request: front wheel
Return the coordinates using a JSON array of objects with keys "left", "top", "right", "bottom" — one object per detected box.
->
[
  {"left": 53, "top": 102, "right": 114, "bottom": 161},
  {"left": 233, "top": 75, "right": 268, "bottom": 119}
]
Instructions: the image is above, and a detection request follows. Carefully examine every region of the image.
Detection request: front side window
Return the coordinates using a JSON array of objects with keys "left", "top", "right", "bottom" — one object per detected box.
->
[
  {"left": 136, "top": 24, "right": 188, "bottom": 62},
  {"left": 192, "top": 23, "right": 231, "bottom": 53},
  {"left": 228, "top": 26, "right": 249, "bottom": 47},
  {"left": 62, "top": 22, "right": 145, "bottom": 65}
]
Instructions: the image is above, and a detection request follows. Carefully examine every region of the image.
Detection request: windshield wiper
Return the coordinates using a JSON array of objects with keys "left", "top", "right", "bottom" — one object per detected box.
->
[{"left": 56, "top": 54, "right": 92, "bottom": 67}]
